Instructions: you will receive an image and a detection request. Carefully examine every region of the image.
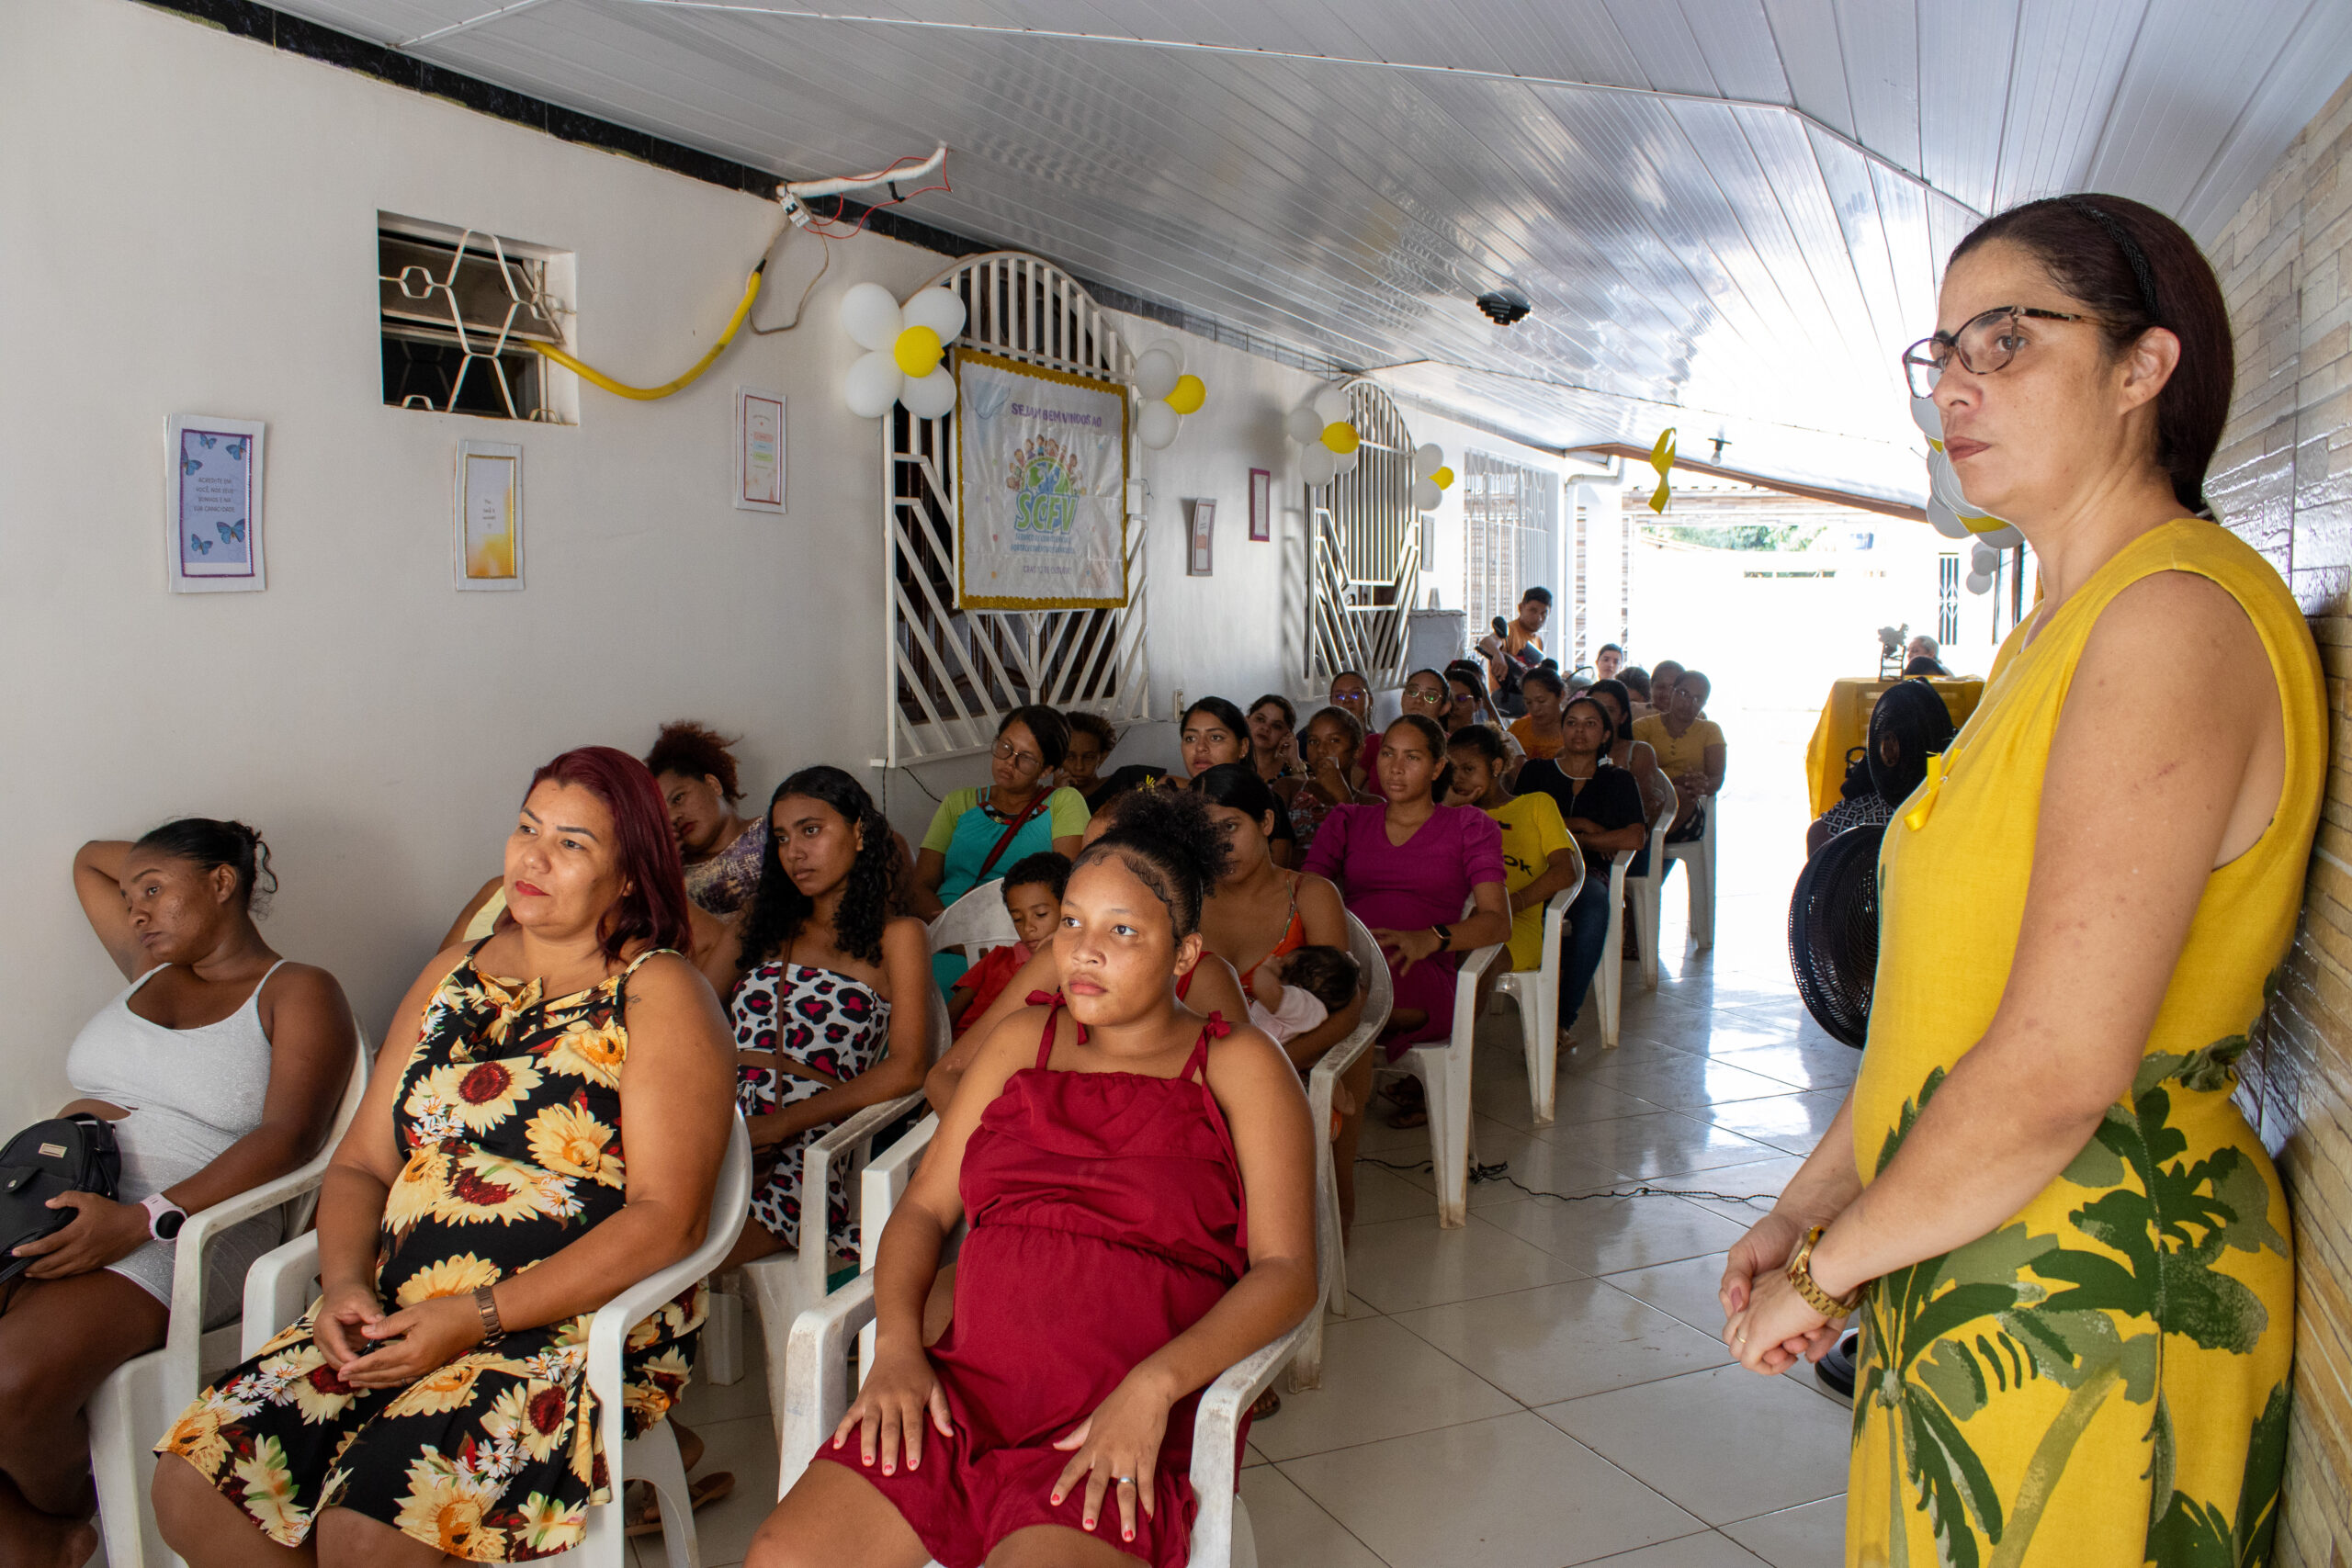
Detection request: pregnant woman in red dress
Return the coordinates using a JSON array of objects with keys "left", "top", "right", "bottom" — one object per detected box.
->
[{"left": 751, "top": 817, "right": 1318, "bottom": 1568}]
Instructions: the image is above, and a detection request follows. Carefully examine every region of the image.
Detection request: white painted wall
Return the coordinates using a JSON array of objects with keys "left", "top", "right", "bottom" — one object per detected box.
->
[{"left": 0, "top": 0, "right": 1580, "bottom": 1130}]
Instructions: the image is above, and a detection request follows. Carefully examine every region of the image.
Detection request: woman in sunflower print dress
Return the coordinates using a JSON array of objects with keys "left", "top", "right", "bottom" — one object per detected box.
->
[
  {"left": 1722, "top": 197, "right": 2317, "bottom": 1566},
  {"left": 156, "top": 747, "right": 736, "bottom": 1565}
]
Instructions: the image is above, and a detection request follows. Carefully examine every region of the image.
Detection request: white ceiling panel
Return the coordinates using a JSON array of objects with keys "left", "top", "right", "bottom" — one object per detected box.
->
[{"left": 247, "top": 0, "right": 2347, "bottom": 502}]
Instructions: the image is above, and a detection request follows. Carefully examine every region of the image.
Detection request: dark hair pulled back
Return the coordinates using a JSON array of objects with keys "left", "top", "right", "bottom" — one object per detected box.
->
[
  {"left": 999, "top": 705, "right": 1072, "bottom": 772},
  {"left": 739, "top": 766, "right": 904, "bottom": 968},
  {"left": 133, "top": 818, "right": 277, "bottom": 917},
  {"left": 1950, "top": 193, "right": 2232, "bottom": 514},
  {"left": 1445, "top": 723, "right": 1509, "bottom": 767},
  {"left": 1182, "top": 696, "right": 1254, "bottom": 760},
  {"left": 1193, "top": 761, "right": 1283, "bottom": 842},
  {"left": 1075, "top": 785, "right": 1226, "bottom": 939},
  {"left": 1383, "top": 713, "right": 1454, "bottom": 798}
]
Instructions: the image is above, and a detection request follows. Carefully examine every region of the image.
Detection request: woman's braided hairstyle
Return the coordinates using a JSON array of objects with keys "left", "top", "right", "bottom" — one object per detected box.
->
[
  {"left": 738, "top": 766, "right": 903, "bottom": 967},
  {"left": 1074, "top": 784, "right": 1229, "bottom": 940}
]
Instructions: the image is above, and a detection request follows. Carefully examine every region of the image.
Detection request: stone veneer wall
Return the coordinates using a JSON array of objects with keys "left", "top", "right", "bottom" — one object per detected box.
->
[{"left": 2206, "top": 71, "right": 2352, "bottom": 1568}]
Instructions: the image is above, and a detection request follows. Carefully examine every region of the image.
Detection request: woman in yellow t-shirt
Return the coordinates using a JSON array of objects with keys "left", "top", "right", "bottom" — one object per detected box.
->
[
  {"left": 1631, "top": 671, "right": 1724, "bottom": 841},
  {"left": 1445, "top": 726, "right": 1613, "bottom": 1056}
]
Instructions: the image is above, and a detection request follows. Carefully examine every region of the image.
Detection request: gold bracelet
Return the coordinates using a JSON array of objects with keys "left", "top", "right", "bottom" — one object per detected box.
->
[{"left": 1786, "top": 1225, "right": 1864, "bottom": 1317}]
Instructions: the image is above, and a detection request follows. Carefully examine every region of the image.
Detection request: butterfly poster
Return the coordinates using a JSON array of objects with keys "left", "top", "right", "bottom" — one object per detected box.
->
[
  {"left": 455, "top": 440, "right": 523, "bottom": 591},
  {"left": 165, "top": 414, "right": 265, "bottom": 593}
]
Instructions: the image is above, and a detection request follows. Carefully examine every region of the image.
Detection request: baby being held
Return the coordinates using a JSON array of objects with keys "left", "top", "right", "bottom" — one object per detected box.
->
[{"left": 1247, "top": 944, "right": 1361, "bottom": 1045}]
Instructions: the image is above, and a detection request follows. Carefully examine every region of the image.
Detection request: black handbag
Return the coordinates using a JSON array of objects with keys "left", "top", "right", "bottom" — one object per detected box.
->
[{"left": 0, "top": 1114, "right": 123, "bottom": 1286}]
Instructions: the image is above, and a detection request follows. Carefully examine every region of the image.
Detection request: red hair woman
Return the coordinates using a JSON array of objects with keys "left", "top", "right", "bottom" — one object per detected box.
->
[{"left": 156, "top": 748, "right": 737, "bottom": 1565}]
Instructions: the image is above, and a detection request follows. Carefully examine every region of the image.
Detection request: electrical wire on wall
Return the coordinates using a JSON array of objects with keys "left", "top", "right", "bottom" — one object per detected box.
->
[{"left": 530, "top": 145, "right": 950, "bottom": 395}]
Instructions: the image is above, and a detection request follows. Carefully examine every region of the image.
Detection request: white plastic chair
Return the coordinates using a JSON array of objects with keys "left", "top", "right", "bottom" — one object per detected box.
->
[
  {"left": 1668, "top": 798, "right": 1718, "bottom": 952},
  {"left": 239, "top": 1118, "right": 753, "bottom": 1568},
  {"left": 1491, "top": 857, "right": 1589, "bottom": 1127},
  {"left": 1290, "top": 914, "right": 1391, "bottom": 1389},
  {"left": 1622, "top": 794, "right": 1684, "bottom": 993},
  {"left": 1373, "top": 904, "right": 1505, "bottom": 1229},
  {"left": 928, "top": 880, "right": 1016, "bottom": 961},
  {"left": 88, "top": 1025, "right": 373, "bottom": 1568},
  {"left": 778, "top": 1122, "right": 1334, "bottom": 1568}
]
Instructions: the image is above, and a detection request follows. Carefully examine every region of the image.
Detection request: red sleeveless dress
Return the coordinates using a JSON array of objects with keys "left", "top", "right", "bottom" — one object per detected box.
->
[{"left": 817, "top": 993, "right": 1251, "bottom": 1567}]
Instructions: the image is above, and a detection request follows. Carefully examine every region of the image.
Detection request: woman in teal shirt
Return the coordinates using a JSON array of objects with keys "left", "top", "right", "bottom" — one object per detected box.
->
[{"left": 914, "top": 705, "right": 1090, "bottom": 987}]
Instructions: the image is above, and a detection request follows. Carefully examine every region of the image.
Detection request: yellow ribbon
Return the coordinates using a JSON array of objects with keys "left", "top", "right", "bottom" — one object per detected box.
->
[
  {"left": 1647, "top": 428, "right": 1676, "bottom": 514},
  {"left": 1904, "top": 751, "right": 1946, "bottom": 831}
]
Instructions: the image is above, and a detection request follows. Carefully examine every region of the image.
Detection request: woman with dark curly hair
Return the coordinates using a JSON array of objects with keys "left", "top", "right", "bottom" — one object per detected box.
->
[{"left": 714, "top": 768, "right": 933, "bottom": 1270}]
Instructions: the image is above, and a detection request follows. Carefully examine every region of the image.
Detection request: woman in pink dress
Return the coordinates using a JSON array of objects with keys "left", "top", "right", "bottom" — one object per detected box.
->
[
  {"left": 1303, "top": 715, "right": 1511, "bottom": 1144},
  {"left": 752, "top": 812, "right": 1317, "bottom": 1568}
]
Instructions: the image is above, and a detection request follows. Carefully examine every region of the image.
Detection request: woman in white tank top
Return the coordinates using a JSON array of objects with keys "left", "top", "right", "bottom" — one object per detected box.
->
[{"left": 0, "top": 820, "right": 355, "bottom": 1568}]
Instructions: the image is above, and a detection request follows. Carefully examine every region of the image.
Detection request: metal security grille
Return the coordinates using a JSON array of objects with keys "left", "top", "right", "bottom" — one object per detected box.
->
[
  {"left": 379, "top": 223, "right": 570, "bottom": 422},
  {"left": 1461, "top": 450, "right": 1558, "bottom": 638},
  {"left": 885, "top": 252, "right": 1148, "bottom": 766},
  {"left": 1572, "top": 497, "right": 1589, "bottom": 662},
  {"left": 1939, "top": 553, "right": 1961, "bottom": 645},
  {"left": 1306, "top": 380, "right": 1419, "bottom": 687}
]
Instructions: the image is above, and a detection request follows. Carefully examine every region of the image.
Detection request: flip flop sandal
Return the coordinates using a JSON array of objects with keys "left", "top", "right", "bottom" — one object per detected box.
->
[
  {"left": 625, "top": 1472, "right": 736, "bottom": 1538},
  {"left": 1250, "top": 1390, "right": 1282, "bottom": 1421}
]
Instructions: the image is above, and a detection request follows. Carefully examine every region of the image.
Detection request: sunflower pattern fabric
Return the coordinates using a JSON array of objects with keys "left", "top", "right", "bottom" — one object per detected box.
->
[
  {"left": 1849, "top": 523, "right": 2321, "bottom": 1567},
  {"left": 157, "top": 948, "right": 706, "bottom": 1562}
]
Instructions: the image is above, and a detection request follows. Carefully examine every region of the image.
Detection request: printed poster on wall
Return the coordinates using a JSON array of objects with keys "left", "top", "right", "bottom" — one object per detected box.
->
[{"left": 956, "top": 348, "right": 1129, "bottom": 609}]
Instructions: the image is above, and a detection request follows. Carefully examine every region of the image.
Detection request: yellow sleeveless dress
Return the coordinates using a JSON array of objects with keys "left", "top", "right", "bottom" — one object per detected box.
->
[{"left": 1848, "top": 521, "right": 2321, "bottom": 1568}]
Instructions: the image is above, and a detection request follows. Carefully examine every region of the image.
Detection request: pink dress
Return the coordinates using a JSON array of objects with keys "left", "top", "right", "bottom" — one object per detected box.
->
[
  {"left": 1301, "top": 803, "right": 1507, "bottom": 1056},
  {"left": 816, "top": 995, "right": 1250, "bottom": 1568}
]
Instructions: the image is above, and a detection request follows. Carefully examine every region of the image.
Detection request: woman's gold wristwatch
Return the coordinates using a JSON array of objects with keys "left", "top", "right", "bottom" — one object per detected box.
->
[{"left": 1786, "top": 1225, "right": 1865, "bottom": 1317}]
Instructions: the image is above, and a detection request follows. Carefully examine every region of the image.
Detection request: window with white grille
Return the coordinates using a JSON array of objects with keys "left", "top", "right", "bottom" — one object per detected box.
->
[
  {"left": 1305, "top": 381, "right": 1419, "bottom": 688},
  {"left": 379, "top": 216, "right": 575, "bottom": 423},
  {"left": 1461, "top": 450, "right": 1558, "bottom": 637}
]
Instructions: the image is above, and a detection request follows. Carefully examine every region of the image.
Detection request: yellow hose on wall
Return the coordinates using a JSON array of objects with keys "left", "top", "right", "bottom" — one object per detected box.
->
[{"left": 530, "top": 259, "right": 767, "bottom": 400}]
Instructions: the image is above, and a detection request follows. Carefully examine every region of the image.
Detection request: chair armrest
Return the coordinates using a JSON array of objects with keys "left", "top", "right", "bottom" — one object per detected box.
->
[
  {"left": 242, "top": 1231, "right": 324, "bottom": 1359},
  {"left": 858, "top": 1114, "right": 940, "bottom": 1272},
  {"left": 1185, "top": 1306, "right": 1320, "bottom": 1564},
  {"left": 776, "top": 1270, "right": 878, "bottom": 1499},
  {"left": 163, "top": 1145, "right": 340, "bottom": 1369},
  {"left": 1451, "top": 940, "right": 1504, "bottom": 1019},
  {"left": 587, "top": 1119, "right": 752, "bottom": 1463},
  {"left": 782, "top": 1089, "right": 927, "bottom": 1301},
  {"left": 1607, "top": 848, "right": 1634, "bottom": 897}
]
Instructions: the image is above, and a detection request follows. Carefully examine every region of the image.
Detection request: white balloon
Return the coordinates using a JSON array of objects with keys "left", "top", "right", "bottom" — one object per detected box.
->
[
  {"left": 899, "top": 288, "right": 967, "bottom": 344},
  {"left": 1300, "top": 443, "right": 1339, "bottom": 487},
  {"left": 1415, "top": 443, "right": 1444, "bottom": 475},
  {"left": 1909, "top": 396, "right": 1943, "bottom": 441},
  {"left": 839, "top": 282, "right": 904, "bottom": 353},
  {"left": 1134, "top": 348, "right": 1182, "bottom": 402},
  {"left": 1413, "top": 477, "right": 1442, "bottom": 512},
  {"left": 1972, "top": 523, "right": 2023, "bottom": 550},
  {"left": 1972, "top": 541, "right": 2004, "bottom": 575},
  {"left": 1928, "top": 498, "right": 1971, "bottom": 540},
  {"left": 1333, "top": 444, "right": 1360, "bottom": 475},
  {"left": 843, "top": 350, "right": 903, "bottom": 418},
  {"left": 1285, "top": 406, "right": 1327, "bottom": 446},
  {"left": 1138, "top": 400, "right": 1181, "bottom": 450},
  {"left": 1312, "top": 386, "right": 1351, "bottom": 424},
  {"left": 1964, "top": 570, "right": 1993, "bottom": 595},
  {"left": 1146, "top": 337, "right": 1185, "bottom": 374},
  {"left": 901, "top": 365, "right": 958, "bottom": 419}
]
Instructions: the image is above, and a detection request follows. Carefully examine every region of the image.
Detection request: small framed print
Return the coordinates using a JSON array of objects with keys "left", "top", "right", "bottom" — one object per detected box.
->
[
  {"left": 735, "top": 387, "right": 786, "bottom": 513},
  {"left": 456, "top": 441, "right": 523, "bottom": 591},
  {"left": 1188, "top": 498, "right": 1216, "bottom": 576},
  {"left": 166, "top": 415, "right": 265, "bottom": 593},
  {"left": 1249, "top": 468, "right": 1272, "bottom": 542}
]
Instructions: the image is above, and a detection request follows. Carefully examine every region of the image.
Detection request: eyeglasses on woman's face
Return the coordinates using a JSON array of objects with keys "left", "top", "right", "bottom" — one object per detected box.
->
[
  {"left": 992, "top": 739, "right": 1044, "bottom": 773},
  {"left": 1404, "top": 682, "right": 1448, "bottom": 708},
  {"left": 1904, "top": 305, "right": 2094, "bottom": 400}
]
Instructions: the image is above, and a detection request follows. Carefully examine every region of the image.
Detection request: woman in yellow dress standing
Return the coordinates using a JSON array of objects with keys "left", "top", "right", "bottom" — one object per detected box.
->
[{"left": 1721, "top": 193, "right": 2320, "bottom": 1566}]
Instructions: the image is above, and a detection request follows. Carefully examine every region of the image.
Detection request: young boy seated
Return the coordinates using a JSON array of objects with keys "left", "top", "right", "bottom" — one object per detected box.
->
[
  {"left": 1246, "top": 944, "right": 1362, "bottom": 1047},
  {"left": 948, "top": 851, "right": 1070, "bottom": 1035}
]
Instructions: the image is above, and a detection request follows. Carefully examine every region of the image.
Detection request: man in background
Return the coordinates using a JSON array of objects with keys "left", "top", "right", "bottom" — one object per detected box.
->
[{"left": 1477, "top": 586, "right": 1552, "bottom": 716}]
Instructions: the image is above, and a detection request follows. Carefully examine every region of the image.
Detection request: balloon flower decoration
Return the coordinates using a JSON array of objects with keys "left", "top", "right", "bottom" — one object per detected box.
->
[
  {"left": 1646, "top": 428, "right": 1676, "bottom": 513},
  {"left": 1411, "top": 445, "right": 1455, "bottom": 512},
  {"left": 1132, "top": 340, "right": 1207, "bottom": 450},
  {"left": 839, "top": 282, "right": 967, "bottom": 419},
  {"left": 1285, "top": 386, "right": 1360, "bottom": 488},
  {"left": 1910, "top": 395, "right": 2022, "bottom": 594}
]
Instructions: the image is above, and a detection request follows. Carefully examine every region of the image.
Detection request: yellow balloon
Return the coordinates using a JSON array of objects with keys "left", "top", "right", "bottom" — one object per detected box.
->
[
  {"left": 1961, "top": 513, "right": 2006, "bottom": 532},
  {"left": 1322, "top": 421, "right": 1360, "bottom": 455},
  {"left": 1430, "top": 466, "right": 1455, "bottom": 490},
  {"left": 1165, "top": 374, "right": 1206, "bottom": 415},
  {"left": 893, "top": 324, "right": 943, "bottom": 378}
]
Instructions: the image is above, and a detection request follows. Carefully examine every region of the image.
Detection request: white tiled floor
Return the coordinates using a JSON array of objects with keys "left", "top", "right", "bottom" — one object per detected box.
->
[{"left": 662, "top": 879, "right": 1859, "bottom": 1568}]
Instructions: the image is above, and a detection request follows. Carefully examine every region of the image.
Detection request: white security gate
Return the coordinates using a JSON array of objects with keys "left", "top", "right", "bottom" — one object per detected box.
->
[
  {"left": 1305, "top": 379, "right": 1419, "bottom": 688},
  {"left": 884, "top": 254, "right": 1149, "bottom": 765}
]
